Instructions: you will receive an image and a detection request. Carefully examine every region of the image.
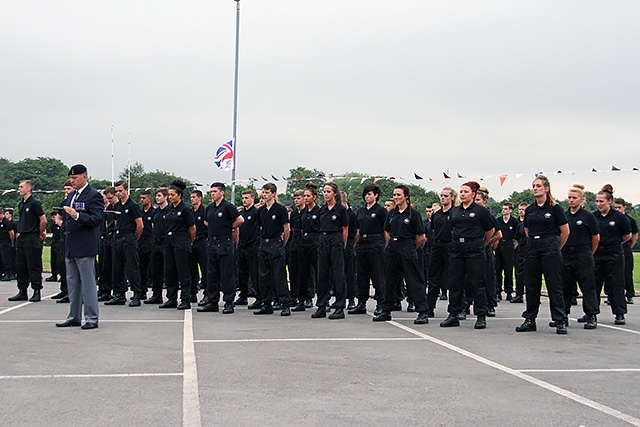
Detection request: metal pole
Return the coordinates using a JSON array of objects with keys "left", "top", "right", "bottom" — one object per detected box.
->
[
  {"left": 230, "top": 0, "right": 241, "bottom": 204},
  {"left": 128, "top": 133, "right": 131, "bottom": 195},
  {"left": 111, "top": 124, "right": 115, "bottom": 186}
]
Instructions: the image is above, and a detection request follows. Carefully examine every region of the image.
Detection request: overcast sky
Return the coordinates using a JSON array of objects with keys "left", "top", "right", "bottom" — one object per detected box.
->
[{"left": 2, "top": 1, "right": 639, "bottom": 201}]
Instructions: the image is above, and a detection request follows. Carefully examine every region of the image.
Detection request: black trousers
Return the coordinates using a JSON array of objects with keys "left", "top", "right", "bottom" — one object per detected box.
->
[
  {"left": 484, "top": 245, "right": 498, "bottom": 308},
  {"left": 164, "top": 234, "right": 192, "bottom": 302},
  {"left": 238, "top": 243, "right": 259, "bottom": 299},
  {"left": 258, "top": 238, "right": 290, "bottom": 304},
  {"left": 54, "top": 241, "right": 67, "bottom": 293},
  {"left": 495, "top": 240, "right": 515, "bottom": 294},
  {"left": 98, "top": 233, "right": 113, "bottom": 295},
  {"left": 289, "top": 236, "right": 301, "bottom": 301},
  {"left": 514, "top": 244, "right": 526, "bottom": 297},
  {"left": 594, "top": 246, "right": 626, "bottom": 315},
  {"left": 344, "top": 238, "right": 356, "bottom": 301},
  {"left": 112, "top": 233, "right": 142, "bottom": 298},
  {"left": 522, "top": 237, "right": 565, "bottom": 322},
  {"left": 207, "top": 238, "right": 236, "bottom": 303},
  {"left": 623, "top": 244, "right": 635, "bottom": 299},
  {"left": 316, "top": 233, "right": 345, "bottom": 309},
  {"left": 298, "top": 234, "right": 319, "bottom": 302},
  {"left": 428, "top": 241, "right": 450, "bottom": 311},
  {"left": 50, "top": 241, "right": 60, "bottom": 277},
  {"left": 138, "top": 237, "right": 153, "bottom": 295},
  {"left": 561, "top": 247, "right": 599, "bottom": 316},
  {"left": 447, "top": 240, "right": 487, "bottom": 316},
  {"left": 355, "top": 236, "right": 385, "bottom": 304},
  {"left": 150, "top": 238, "right": 165, "bottom": 298},
  {"left": 16, "top": 233, "right": 43, "bottom": 291},
  {"left": 382, "top": 239, "right": 427, "bottom": 313},
  {"left": 190, "top": 238, "right": 208, "bottom": 296},
  {"left": 0, "top": 241, "right": 13, "bottom": 276}
]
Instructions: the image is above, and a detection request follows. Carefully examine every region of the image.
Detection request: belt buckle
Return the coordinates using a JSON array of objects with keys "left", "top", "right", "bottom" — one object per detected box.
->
[
  {"left": 362, "top": 234, "right": 368, "bottom": 238},
  {"left": 533, "top": 235, "right": 540, "bottom": 239},
  {"left": 392, "top": 237, "right": 398, "bottom": 241},
  {"left": 168, "top": 232, "right": 173, "bottom": 236},
  {"left": 459, "top": 238, "right": 465, "bottom": 243}
]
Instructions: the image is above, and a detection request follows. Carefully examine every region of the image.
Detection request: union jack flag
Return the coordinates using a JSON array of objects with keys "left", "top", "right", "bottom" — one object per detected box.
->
[{"left": 214, "top": 139, "right": 234, "bottom": 171}]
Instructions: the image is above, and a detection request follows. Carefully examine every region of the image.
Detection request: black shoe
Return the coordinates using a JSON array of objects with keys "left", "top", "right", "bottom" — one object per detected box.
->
[
  {"left": 51, "top": 291, "right": 66, "bottom": 299},
  {"left": 144, "top": 296, "right": 163, "bottom": 304},
  {"left": 414, "top": 312, "right": 429, "bottom": 325},
  {"left": 474, "top": 315, "right": 486, "bottom": 329},
  {"left": 177, "top": 301, "right": 191, "bottom": 310},
  {"left": 487, "top": 307, "right": 496, "bottom": 317},
  {"left": 29, "top": 290, "right": 41, "bottom": 302},
  {"left": 254, "top": 304, "right": 274, "bottom": 315},
  {"left": 440, "top": 314, "right": 460, "bottom": 327},
  {"left": 506, "top": 293, "right": 513, "bottom": 302},
  {"left": 291, "top": 302, "right": 306, "bottom": 312},
  {"left": 627, "top": 297, "right": 634, "bottom": 305},
  {"left": 0, "top": 274, "right": 10, "bottom": 282},
  {"left": 427, "top": 310, "right": 435, "bottom": 318},
  {"left": 576, "top": 314, "right": 588, "bottom": 323},
  {"left": 548, "top": 318, "right": 568, "bottom": 328},
  {"left": 81, "top": 323, "right": 98, "bottom": 330},
  {"left": 584, "top": 315, "right": 597, "bottom": 330},
  {"left": 189, "top": 295, "right": 198, "bottom": 303},
  {"left": 198, "top": 296, "right": 210, "bottom": 307},
  {"left": 248, "top": 300, "right": 263, "bottom": 310},
  {"left": 196, "top": 303, "right": 219, "bottom": 312},
  {"left": 373, "top": 305, "right": 383, "bottom": 316},
  {"left": 457, "top": 312, "right": 466, "bottom": 321},
  {"left": 105, "top": 296, "right": 126, "bottom": 305},
  {"left": 604, "top": 299, "right": 610, "bottom": 305},
  {"left": 281, "top": 305, "right": 291, "bottom": 316},
  {"left": 304, "top": 299, "right": 314, "bottom": 308},
  {"left": 311, "top": 307, "right": 326, "bottom": 318},
  {"left": 222, "top": 302, "right": 235, "bottom": 314},
  {"left": 56, "top": 320, "right": 81, "bottom": 327},
  {"left": 98, "top": 293, "right": 113, "bottom": 302},
  {"left": 272, "top": 302, "right": 283, "bottom": 310},
  {"left": 56, "top": 295, "right": 70, "bottom": 303},
  {"left": 516, "top": 319, "right": 537, "bottom": 332},
  {"left": 348, "top": 303, "right": 367, "bottom": 315},
  {"left": 570, "top": 296, "right": 578, "bottom": 306},
  {"left": 45, "top": 275, "right": 58, "bottom": 282},
  {"left": 407, "top": 302, "right": 416, "bottom": 313},
  {"left": 128, "top": 298, "right": 141, "bottom": 307},
  {"left": 510, "top": 296, "right": 524, "bottom": 303},
  {"left": 372, "top": 311, "right": 392, "bottom": 322},
  {"left": 556, "top": 322, "right": 567, "bottom": 334},
  {"left": 234, "top": 297, "right": 248, "bottom": 306},
  {"left": 329, "top": 308, "right": 345, "bottom": 320},
  {"left": 496, "top": 293, "right": 502, "bottom": 302},
  {"left": 615, "top": 314, "right": 626, "bottom": 325},
  {"left": 391, "top": 302, "right": 402, "bottom": 311},
  {"left": 439, "top": 293, "right": 448, "bottom": 301},
  {"left": 159, "top": 300, "right": 177, "bottom": 309},
  {"left": 347, "top": 300, "right": 356, "bottom": 310}
]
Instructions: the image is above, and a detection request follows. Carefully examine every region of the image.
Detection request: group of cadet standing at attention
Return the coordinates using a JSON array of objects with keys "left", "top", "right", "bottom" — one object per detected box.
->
[{"left": 4, "top": 171, "right": 638, "bottom": 334}]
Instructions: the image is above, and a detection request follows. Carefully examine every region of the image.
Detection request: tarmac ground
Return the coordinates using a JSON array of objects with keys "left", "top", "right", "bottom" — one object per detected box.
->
[{"left": 2, "top": 278, "right": 640, "bottom": 427}]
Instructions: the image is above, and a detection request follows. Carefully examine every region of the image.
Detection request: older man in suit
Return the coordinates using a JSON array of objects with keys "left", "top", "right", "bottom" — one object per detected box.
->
[{"left": 56, "top": 164, "right": 104, "bottom": 330}]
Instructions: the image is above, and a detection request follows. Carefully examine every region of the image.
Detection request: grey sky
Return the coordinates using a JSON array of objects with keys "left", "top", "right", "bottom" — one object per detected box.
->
[{"left": 2, "top": 1, "right": 639, "bottom": 201}]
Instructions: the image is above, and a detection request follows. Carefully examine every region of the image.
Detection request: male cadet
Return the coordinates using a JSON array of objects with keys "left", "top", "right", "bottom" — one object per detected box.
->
[
  {"left": 51, "top": 180, "right": 75, "bottom": 303},
  {"left": 145, "top": 187, "right": 169, "bottom": 304},
  {"left": 138, "top": 190, "right": 155, "bottom": 296},
  {"left": 0, "top": 208, "right": 15, "bottom": 281},
  {"left": 253, "top": 183, "right": 291, "bottom": 316},
  {"left": 98, "top": 187, "right": 117, "bottom": 301},
  {"left": 190, "top": 190, "right": 208, "bottom": 304},
  {"left": 56, "top": 164, "right": 103, "bottom": 330},
  {"left": 198, "top": 183, "right": 243, "bottom": 314},
  {"left": 237, "top": 189, "right": 260, "bottom": 307},
  {"left": 8, "top": 180, "right": 47, "bottom": 302},
  {"left": 105, "top": 180, "right": 143, "bottom": 306},
  {"left": 614, "top": 198, "right": 639, "bottom": 304},
  {"left": 495, "top": 202, "right": 519, "bottom": 301},
  {"left": 4, "top": 208, "right": 18, "bottom": 281}
]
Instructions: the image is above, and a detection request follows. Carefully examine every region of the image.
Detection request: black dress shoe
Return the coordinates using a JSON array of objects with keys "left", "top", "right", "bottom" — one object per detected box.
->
[
  {"left": 0, "top": 274, "right": 10, "bottom": 282},
  {"left": 615, "top": 314, "right": 626, "bottom": 325},
  {"left": 372, "top": 311, "right": 392, "bottom": 322},
  {"left": 457, "top": 312, "right": 466, "bottom": 321},
  {"left": 348, "top": 303, "right": 367, "bottom": 315},
  {"left": 347, "top": 300, "right": 356, "bottom": 310},
  {"left": 222, "top": 302, "right": 235, "bottom": 314},
  {"left": 51, "top": 291, "right": 66, "bottom": 299},
  {"left": 45, "top": 275, "right": 58, "bottom": 282},
  {"left": 198, "top": 296, "right": 210, "bottom": 307},
  {"left": 414, "top": 312, "right": 429, "bottom": 325},
  {"left": 291, "top": 302, "right": 306, "bottom": 312},
  {"left": 627, "top": 297, "right": 634, "bottom": 305},
  {"left": 129, "top": 298, "right": 141, "bottom": 307},
  {"left": 56, "top": 320, "right": 81, "bottom": 327},
  {"left": 144, "top": 296, "right": 163, "bottom": 304},
  {"left": 159, "top": 300, "right": 178, "bottom": 309},
  {"left": 427, "top": 310, "right": 435, "bottom": 318},
  {"left": 515, "top": 319, "right": 537, "bottom": 332},
  {"left": 373, "top": 306, "right": 383, "bottom": 316},
  {"left": 474, "top": 315, "right": 486, "bottom": 329},
  {"left": 281, "top": 306, "right": 291, "bottom": 316},
  {"left": 272, "top": 302, "right": 283, "bottom": 310},
  {"left": 81, "top": 323, "right": 99, "bottom": 330},
  {"left": 440, "top": 314, "right": 460, "bottom": 327},
  {"left": 329, "top": 308, "right": 345, "bottom": 320},
  {"left": 407, "top": 302, "right": 416, "bottom": 313},
  {"left": 505, "top": 293, "right": 513, "bottom": 302},
  {"left": 196, "top": 303, "right": 219, "bottom": 312},
  {"left": 234, "top": 297, "right": 248, "bottom": 306},
  {"left": 487, "top": 307, "right": 496, "bottom": 317},
  {"left": 576, "top": 314, "right": 588, "bottom": 323},
  {"left": 177, "top": 301, "right": 191, "bottom": 310},
  {"left": 29, "top": 290, "right": 41, "bottom": 302},
  {"left": 391, "top": 302, "right": 402, "bottom": 311},
  {"left": 56, "top": 295, "right": 70, "bottom": 303},
  {"left": 548, "top": 319, "right": 568, "bottom": 328},
  {"left": 556, "top": 323, "right": 567, "bottom": 334},
  {"left": 509, "top": 296, "right": 524, "bottom": 303},
  {"left": 248, "top": 300, "right": 263, "bottom": 310},
  {"left": 98, "top": 293, "right": 113, "bottom": 302},
  {"left": 304, "top": 299, "right": 313, "bottom": 308},
  {"left": 105, "top": 296, "right": 127, "bottom": 305},
  {"left": 584, "top": 315, "right": 597, "bottom": 330},
  {"left": 311, "top": 307, "right": 326, "bottom": 318},
  {"left": 254, "top": 304, "right": 274, "bottom": 315}
]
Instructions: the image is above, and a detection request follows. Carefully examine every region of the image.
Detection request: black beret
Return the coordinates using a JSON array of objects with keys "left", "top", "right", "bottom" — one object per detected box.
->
[{"left": 68, "top": 164, "right": 87, "bottom": 175}]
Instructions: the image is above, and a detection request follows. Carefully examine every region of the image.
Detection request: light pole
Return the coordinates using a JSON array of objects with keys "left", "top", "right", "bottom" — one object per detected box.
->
[{"left": 230, "top": 0, "right": 241, "bottom": 204}]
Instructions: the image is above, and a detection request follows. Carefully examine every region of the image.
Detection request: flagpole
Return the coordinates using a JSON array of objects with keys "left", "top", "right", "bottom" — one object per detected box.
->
[
  {"left": 230, "top": 0, "right": 241, "bottom": 204},
  {"left": 128, "top": 133, "right": 131, "bottom": 195},
  {"left": 111, "top": 124, "right": 115, "bottom": 186}
]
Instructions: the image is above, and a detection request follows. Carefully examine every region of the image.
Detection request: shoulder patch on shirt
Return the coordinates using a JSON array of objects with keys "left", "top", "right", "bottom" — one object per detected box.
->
[{"left": 609, "top": 221, "right": 616, "bottom": 227}]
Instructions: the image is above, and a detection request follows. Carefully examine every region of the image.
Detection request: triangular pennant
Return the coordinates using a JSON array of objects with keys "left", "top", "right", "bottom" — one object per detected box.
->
[
  {"left": 360, "top": 177, "right": 367, "bottom": 184},
  {"left": 261, "top": 176, "right": 268, "bottom": 181},
  {"left": 457, "top": 173, "right": 466, "bottom": 178},
  {"left": 515, "top": 174, "right": 523, "bottom": 180},
  {"left": 611, "top": 165, "right": 621, "bottom": 171},
  {"left": 414, "top": 173, "right": 423, "bottom": 180},
  {"left": 373, "top": 178, "right": 380, "bottom": 184},
  {"left": 480, "top": 175, "right": 490, "bottom": 181},
  {"left": 499, "top": 174, "right": 507, "bottom": 186},
  {"left": 591, "top": 168, "right": 598, "bottom": 173},
  {"left": 443, "top": 172, "right": 451, "bottom": 179},
  {"left": 271, "top": 175, "right": 279, "bottom": 181}
]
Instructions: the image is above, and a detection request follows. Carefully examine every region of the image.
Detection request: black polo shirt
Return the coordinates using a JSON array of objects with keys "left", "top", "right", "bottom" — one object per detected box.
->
[
  {"left": 301, "top": 205, "right": 321, "bottom": 233},
  {"left": 141, "top": 206, "right": 156, "bottom": 239},
  {"left": 593, "top": 208, "right": 631, "bottom": 247},
  {"left": 257, "top": 202, "right": 289, "bottom": 239},
  {"left": 290, "top": 207, "right": 303, "bottom": 236},
  {"left": 18, "top": 195, "right": 45, "bottom": 234},
  {"left": 624, "top": 214, "right": 638, "bottom": 248},
  {"left": 497, "top": 216, "right": 519, "bottom": 240},
  {"left": 152, "top": 205, "right": 167, "bottom": 239},
  {"left": 318, "top": 203, "right": 349, "bottom": 233},
  {"left": 0, "top": 218, "right": 13, "bottom": 241},
  {"left": 514, "top": 220, "right": 527, "bottom": 246},
  {"left": 239, "top": 205, "right": 258, "bottom": 246},
  {"left": 346, "top": 207, "right": 357, "bottom": 239},
  {"left": 384, "top": 206, "right": 424, "bottom": 239},
  {"left": 192, "top": 204, "right": 208, "bottom": 240},
  {"left": 564, "top": 208, "right": 599, "bottom": 248},
  {"left": 165, "top": 201, "right": 195, "bottom": 235},
  {"left": 356, "top": 203, "right": 387, "bottom": 235},
  {"left": 423, "top": 218, "right": 433, "bottom": 247},
  {"left": 114, "top": 198, "right": 142, "bottom": 235},
  {"left": 524, "top": 198, "right": 567, "bottom": 238},
  {"left": 105, "top": 203, "right": 117, "bottom": 233},
  {"left": 205, "top": 199, "right": 240, "bottom": 238},
  {"left": 449, "top": 202, "right": 494, "bottom": 240},
  {"left": 430, "top": 207, "right": 452, "bottom": 242}
]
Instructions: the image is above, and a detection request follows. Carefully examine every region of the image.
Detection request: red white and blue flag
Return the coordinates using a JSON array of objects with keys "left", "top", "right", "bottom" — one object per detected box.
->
[{"left": 214, "top": 139, "right": 234, "bottom": 171}]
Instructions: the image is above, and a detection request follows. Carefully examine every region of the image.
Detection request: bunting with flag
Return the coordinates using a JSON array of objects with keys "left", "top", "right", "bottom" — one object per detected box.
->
[{"left": 214, "top": 139, "right": 234, "bottom": 171}]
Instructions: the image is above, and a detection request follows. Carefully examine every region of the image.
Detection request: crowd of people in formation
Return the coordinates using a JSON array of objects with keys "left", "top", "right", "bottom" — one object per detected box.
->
[{"left": 2, "top": 174, "right": 638, "bottom": 334}]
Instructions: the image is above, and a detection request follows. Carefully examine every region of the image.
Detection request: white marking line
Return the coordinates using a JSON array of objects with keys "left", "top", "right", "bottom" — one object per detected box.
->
[
  {"left": 0, "top": 293, "right": 55, "bottom": 315},
  {"left": 195, "top": 337, "right": 422, "bottom": 343},
  {"left": 0, "top": 373, "right": 182, "bottom": 379},
  {"left": 520, "top": 369, "right": 640, "bottom": 373},
  {"left": 182, "top": 309, "right": 202, "bottom": 427},
  {"left": 595, "top": 323, "right": 640, "bottom": 336},
  {"left": 387, "top": 320, "right": 640, "bottom": 427},
  {"left": 0, "top": 319, "right": 183, "bottom": 323}
]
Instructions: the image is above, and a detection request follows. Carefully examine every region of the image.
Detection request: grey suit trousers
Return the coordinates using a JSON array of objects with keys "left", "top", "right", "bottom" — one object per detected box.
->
[{"left": 65, "top": 257, "right": 99, "bottom": 324}]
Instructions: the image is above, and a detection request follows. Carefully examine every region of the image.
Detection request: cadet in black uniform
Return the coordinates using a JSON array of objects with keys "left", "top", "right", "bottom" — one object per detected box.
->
[
  {"left": 189, "top": 190, "right": 208, "bottom": 304},
  {"left": 373, "top": 184, "right": 429, "bottom": 324},
  {"left": 145, "top": 187, "right": 169, "bottom": 304},
  {"left": 288, "top": 190, "right": 305, "bottom": 307},
  {"left": 439, "top": 181, "right": 494, "bottom": 329},
  {"left": 511, "top": 203, "right": 528, "bottom": 304},
  {"left": 98, "top": 187, "right": 117, "bottom": 301},
  {"left": 105, "top": 180, "right": 143, "bottom": 307},
  {"left": 139, "top": 191, "right": 155, "bottom": 300},
  {"left": 292, "top": 183, "right": 321, "bottom": 312},
  {"left": 5, "top": 209, "right": 18, "bottom": 281},
  {"left": 254, "top": 183, "right": 291, "bottom": 316},
  {"left": 341, "top": 191, "right": 357, "bottom": 310},
  {"left": 197, "top": 182, "right": 243, "bottom": 314},
  {"left": 238, "top": 189, "right": 260, "bottom": 308},
  {"left": 349, "top": 184, "right": 387, "bottom": 315},
  {"left": 474, "top": 187, "right": 502, "bottom": 314},
  {"left": 515, "top": 175, "right": 569, "bottom": 334},
  {"left": 427, "top": 187, "right": 456, "bottom": 317},
  {"left": 159, "top": 180, "right": 196, "bottom": 310},
  {"left": 561, "top": 184, "right": 600, "bottom": 329},
  {"left": 495, "top": 202, "right": 519, "bottom": 301},
  {"left": 614, "top": 198, "right": 638, "bottom": 305},
  {"left": 9, "top": 180, "right": 47, "bottom": 302},
  {"left": 593, "top": 185, "right": 631, "bottom": 325},
  {"left": 51, "top": 181, "right": 74, "bottom": 303},
  {"left": 0, "top": 208, "right": 15, "bottom": 281}
]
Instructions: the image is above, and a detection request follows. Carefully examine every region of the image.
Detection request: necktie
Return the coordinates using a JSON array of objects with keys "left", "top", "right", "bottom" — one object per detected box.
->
[{"left": 70, "top": 190, "right": 79, "bottom": 208}]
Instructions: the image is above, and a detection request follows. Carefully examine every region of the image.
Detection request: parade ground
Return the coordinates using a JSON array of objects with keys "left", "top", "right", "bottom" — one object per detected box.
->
[{"left": 1, "top": 280, "right": 639, "bottom": 427}]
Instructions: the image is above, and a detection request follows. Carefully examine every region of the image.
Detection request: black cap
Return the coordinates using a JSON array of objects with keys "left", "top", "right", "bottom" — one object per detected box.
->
[{"left": 68, "top": 164, "right": 87, "bottom": 175}]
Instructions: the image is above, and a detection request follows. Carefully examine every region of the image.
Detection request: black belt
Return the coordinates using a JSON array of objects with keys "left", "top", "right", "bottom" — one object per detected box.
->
[
  {"left": 166, "top": 231, "right": 188, "bottom": 237},
  {"left": 261, "top": 237, "right": 282, "bottom": 243},
  {"left": 209, "top": 236, "right": 232, "bottom": 242},
  {"left": 390, "top": 237, "right": 414, "bottom": 242},
  {"left": 563, "top": 245, "right": 590, "bottom": 252},
  {"left": 530, "top": 235, "right": 556, "bottom": 240},
  {"left": 500, "top": 238, "right": 513, "bottom": 242},
  {"left": 452, "top": 237, "right": 482, "bottom": 243},
  {"left": 321, "top": 231, "right": 340, "bottom": 235},
  {"left": 303, "top": 232, "right": 320, "bottom": 237},
  {"left": 360, "top": 233, "right": 382, "bottom": 239}
]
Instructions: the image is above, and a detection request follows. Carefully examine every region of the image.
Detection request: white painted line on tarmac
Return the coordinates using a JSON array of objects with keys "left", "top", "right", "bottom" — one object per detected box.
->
[
  {"left": 0, "top": 373, "right": 182, "bottom": 379},
  {"left": 593, "top": 323, "right": 640, "bottom": 336},
  {"left": 0, "top": 294, "right": 55, "bottom": 315},
  {"left": 388, "top": 320, "right": 640, "bottom": 427},
  {"left": 182, "top": 309, "right": 202, "bottom": 427},
  {"left": 520, "top": 368, "right": 640, "bottom": 373},
  {"left": 194, "top": 337, "right": 423, "bottom": 343},
  {"left": 0, "top": 319, "right": 183, "bottom": 323}
]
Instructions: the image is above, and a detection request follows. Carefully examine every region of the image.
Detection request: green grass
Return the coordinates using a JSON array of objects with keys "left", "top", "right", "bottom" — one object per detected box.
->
[{"left": 42, "top": 245, "right": 51, "bottom": 271}]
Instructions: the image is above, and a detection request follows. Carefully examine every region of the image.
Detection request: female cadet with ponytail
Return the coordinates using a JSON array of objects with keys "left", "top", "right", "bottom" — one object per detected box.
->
[
  {"left": 593, "top": 184, "right": 631, "bottom": 325},
  {"left": 292, "top": 183, "right": 321, "bottom": 311},
  {"left": 515, "top": 175, "right": 569, "bottom": 334},
  {"left": 159, "top": 180, "right": 196, "bottom": 310}
]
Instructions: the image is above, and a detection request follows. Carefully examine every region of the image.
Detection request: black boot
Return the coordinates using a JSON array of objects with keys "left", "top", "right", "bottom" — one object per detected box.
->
[
  {"left": 348, "top": 302, "right": 367, "bottom": 315},
  {"left": 515, "top": 319, "right": 537, "bottom": 332},
  {"left": 29, "top": 290, "right": 41, "bottom": 302},
  {"left": 8, "top": 290, "right": 28, "bottom": 301}
]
